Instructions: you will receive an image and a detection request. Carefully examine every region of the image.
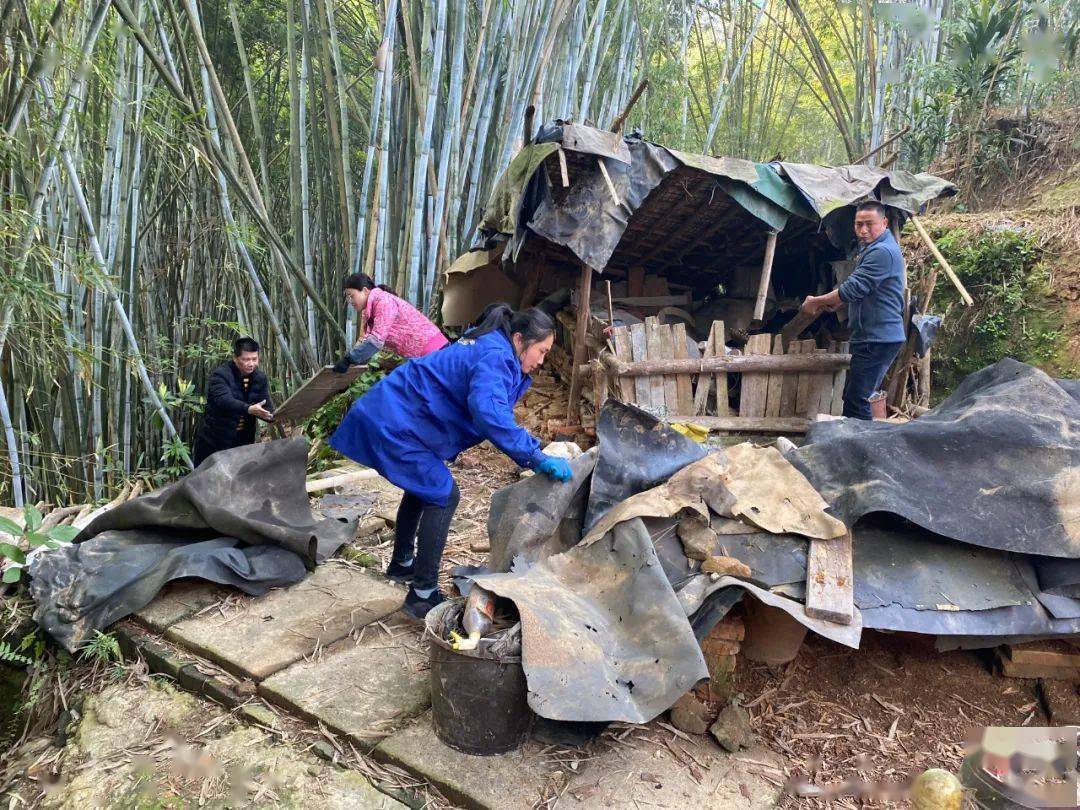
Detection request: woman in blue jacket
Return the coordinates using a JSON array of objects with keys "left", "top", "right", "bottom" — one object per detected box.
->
[{"left": 329, "top": 304, "right": 573, "bottom": 619}]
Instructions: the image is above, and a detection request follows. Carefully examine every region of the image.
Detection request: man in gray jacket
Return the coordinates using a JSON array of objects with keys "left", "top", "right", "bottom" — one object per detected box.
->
[{"left": 800, "top": 201, "right": 906, "bottom": 419}]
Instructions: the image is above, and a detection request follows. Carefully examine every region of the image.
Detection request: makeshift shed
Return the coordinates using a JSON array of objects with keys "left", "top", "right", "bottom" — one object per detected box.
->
[{"left": 443, "top": 122, "right": 956, "bottom": 431}]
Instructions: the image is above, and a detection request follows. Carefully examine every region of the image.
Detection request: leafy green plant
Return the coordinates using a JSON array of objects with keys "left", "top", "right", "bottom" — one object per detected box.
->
[
  {"left": 0, "top": 505, "right": 80, "bottom": 584},
  {"left": 158, "top": 437, "right": 193, "bottom": 482},
  {"left": 302, "top": 361, "right": 389, "bottom": 470},
  {"left": 0, "top": 640, "right": 31, "bottom": 666},
  {"left": 81, "top": 631, "right": 122, "bottom": 664}
]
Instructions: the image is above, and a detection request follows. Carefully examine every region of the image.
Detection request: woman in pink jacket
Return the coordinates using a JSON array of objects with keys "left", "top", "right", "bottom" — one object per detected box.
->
[{"left": 332, "top": 273, "right": 449, "bottom": 372}]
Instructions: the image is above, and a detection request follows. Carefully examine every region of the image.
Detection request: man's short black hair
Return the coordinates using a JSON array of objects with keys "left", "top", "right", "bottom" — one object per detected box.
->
[
  {"left": 233, "top": 336, "right": 260, "bottom": 356},
  {"left": 856, "top": 200, "right": 888, "bottom": 218}
]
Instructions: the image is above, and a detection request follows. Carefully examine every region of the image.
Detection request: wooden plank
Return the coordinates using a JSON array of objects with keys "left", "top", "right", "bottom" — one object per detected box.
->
[
  {"left": 807, "top": 349, "right": 832, "bottom": 418},
  {"left": 829, "top": 341, "right": 848, "bottom": 416},
  {"left": 644, "top": 316, "right": 666, "bottom": 411},
  {"left": 794, "top": 339, "right": 816, "bottom": 417},
  {"left": 781, "top": 308, "right": 820, "bottom": 349},
  {"left": 567, "top": 264, "right": 594, "bottom": 422},
  {"left": 657, "top": 323, "right": 679, "bottom": 412},
  {"left": 610, "top": 294, "right": 692, "bottom": 308},
  {"left": 628, "top": 266, "right": 645, "bottom": 297},
  {"left": 805, "top": 530, "right": 854, "bottom": 625},
  {"left": 671, "top": 323, "right": 694, "bottom": 415},
  {"left": 739, "top": 334, "right": 771, "bottom": 417},
  {"left": 778, "top": 341, "right": 802, "bottom": 417},
  {"left": 669, "top": 415, "right": 809, "bottom": 434},
  {"left": 764, "top": 334, "right": 785, "bottom": 418},
  {"left": 611, "top": 326, "right": 636, "bottom": 403},
  {"left": 753, "top": 231, "right": 779, "bottom": 321},
  {"left": 629, "top": 323, "right": 650, "bottom": 406},
  {"left": 273, "top": 365, "right": 365, "bottom": 423},
  {"left": 713, "top": 321, "right": 729, "bottom": 416},
  {"left": 596, "top": 351, "right": 851, "bottom": 377},
  {"left": 1006, "top": 644, "right": 1080, "bottom": 668},
  {"left": 997, "top": 654, "right": 1080, "bottom": 681},
  {"left": 692, "top": 324, "right": 716, "bottom": 415}
]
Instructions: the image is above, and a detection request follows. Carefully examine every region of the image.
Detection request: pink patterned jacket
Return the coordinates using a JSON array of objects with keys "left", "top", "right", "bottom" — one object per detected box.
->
[{"left": 362, "top": 288, "right": 448, "bottom": 358}]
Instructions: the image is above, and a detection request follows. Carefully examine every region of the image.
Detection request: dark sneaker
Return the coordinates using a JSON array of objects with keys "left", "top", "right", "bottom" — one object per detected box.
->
[
  {"left": 385, "top": 559, "right": 415, "bottom": 583},
  {"left": 402, "top": 588, "right": 445, "bottom": 621}
]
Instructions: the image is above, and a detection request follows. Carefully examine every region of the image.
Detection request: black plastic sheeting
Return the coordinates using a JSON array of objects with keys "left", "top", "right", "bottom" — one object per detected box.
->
[
  {"left": 526, "top": 138, "right": 680, "bottom": 272},
  {"left": 791, "top": 359, "right": 1080, "bottom": 559},
  {"left": 30, "top": 438, "right": 355, "bottom": 651},
  {"left": 911, "top": 314, "right": 941, "bottom": 358},
  {"left": 583, "top": 401, "right": 706, "bottom": 532}
]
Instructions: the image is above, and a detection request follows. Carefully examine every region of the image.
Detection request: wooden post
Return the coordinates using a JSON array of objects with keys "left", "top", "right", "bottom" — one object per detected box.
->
[
  {"left": 753, "top": 231, "right": 779, "bottom": 322},
  {"left": 567, "top": 263, "right": 593, "bottom": 422},
  {"left": 910, "top": 215, "right": 973, "bottom": 305}
]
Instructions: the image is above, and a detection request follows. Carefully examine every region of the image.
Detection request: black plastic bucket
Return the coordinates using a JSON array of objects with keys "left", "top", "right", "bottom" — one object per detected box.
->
[{"left": 424, "top": 599, "right": 534, "bottom": 756}]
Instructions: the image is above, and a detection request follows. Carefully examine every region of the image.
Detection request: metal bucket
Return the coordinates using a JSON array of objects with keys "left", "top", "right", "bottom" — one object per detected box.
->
[{"left": 424, "top": 599, "right": 534, "bottom": 756}]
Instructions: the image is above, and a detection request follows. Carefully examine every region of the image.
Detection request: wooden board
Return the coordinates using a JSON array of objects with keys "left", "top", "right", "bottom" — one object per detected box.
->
[
  {"left": 739, "top": 334, "right": 772, "bottom": 418},
  {"left": 629, "top": 322, "right": 651, "bottom": 407},
  {"left": 829, "top": 340, "right": 850, "bottom": 416},
  {"left": 611, "top": 326, "right": 636, "bottom": 403},
  {"left": 657, "top": 322, "right": 679, "bottom": 411},
  {"left": 794, "top": 339, "right": 816, "bottom": 417},
  {"left": 805, "top": 530, "right": 854, "bottom": 625},
  {"left": 644, "top": 317, "right": 666, "bottom": 411},
  {"left": 671, "top": 323, "right": 694, "bottom": 415},
  {"left": 712, "top": 323, "right": 729, "bottom": 416},
  {"left": 670, "top": 415, "right": 809, "bottom": 433},
  {"left": 805, "top": 349, "right": 832, "bottom": 418},
  {"left": 778, "top": 340, "right": 801, "bottom": 417},
  {"left": 272, "top": 365, "right": 364, "bottom": 424},
  {"left": 764, "top": 334, "right": 785, "bottom": 418}
]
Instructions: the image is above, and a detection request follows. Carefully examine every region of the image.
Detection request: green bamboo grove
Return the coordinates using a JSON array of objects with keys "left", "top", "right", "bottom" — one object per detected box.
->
[{"left": 0, "top": 0, "right": 1076, "bottom": 506}]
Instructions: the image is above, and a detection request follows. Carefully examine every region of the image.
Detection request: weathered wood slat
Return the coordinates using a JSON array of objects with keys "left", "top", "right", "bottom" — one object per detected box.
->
[
  {"left": 805, "top": 530, "right": 854, "bottom": 625},
  {"left": 671, "top": 323, "right": 694, "bottom": 415},
  {"left": 601, "top": 348, "right": 849, "bottom": 377},
  {"left": 806, "top": 349, "right": 832, "bottom": 418},
  {"left": 830, "top": 340, "right": 849, "bottom": 416},
  {"left": 629, "top": 323, "right": 650, "bottom": 406},
  {"left": 764, "top": 334, "right": 785, "bottom": 418},
  {"left": 712, "top": 321, "right": 729, "bottom": 416},
  {"left": 657, "top": 322, "right": 679, "bottom": 411},
  {"left": 739, "top": 334, "right": 772, "bottom": 418},
  {"left": 693, "top": 322, "right": 717, "bottom": 415},
  {"left": 611, "top": 326, "right": 636, "bottom": 403},
  {"left": 643, "top": 317, "right": 666, "bottom": 411},
  {"left": 778, "top": 341, "right": 801, "bottom": 417},
  {"left": 794, "top": 339, "right": 816, "bottom": 416}
]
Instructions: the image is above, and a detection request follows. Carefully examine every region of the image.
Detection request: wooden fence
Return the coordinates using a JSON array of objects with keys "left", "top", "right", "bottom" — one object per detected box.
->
[{"left": 607, "top": 317, "right": 850, "bottom": 431}]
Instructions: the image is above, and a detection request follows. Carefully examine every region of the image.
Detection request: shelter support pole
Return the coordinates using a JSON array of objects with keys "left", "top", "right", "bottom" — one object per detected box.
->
[
  {"left": 910, "top": 216, "right": 973, "bottom": 306},
  {"left": 753, "top": 231, "right": 779, "bottom": 322},
  {"left": 567, "top": 262, "right": 594, "bottom": 423}
]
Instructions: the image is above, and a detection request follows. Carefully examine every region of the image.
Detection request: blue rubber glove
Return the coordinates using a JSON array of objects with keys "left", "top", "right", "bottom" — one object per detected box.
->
[{"left": 536, "top": 455, "right": 572, "bottom": 483}]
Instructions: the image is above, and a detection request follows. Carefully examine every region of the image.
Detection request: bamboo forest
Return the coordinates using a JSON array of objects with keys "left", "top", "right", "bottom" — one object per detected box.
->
[{"left": 1, "top": 0, "right": 1077, "bottom": 507}]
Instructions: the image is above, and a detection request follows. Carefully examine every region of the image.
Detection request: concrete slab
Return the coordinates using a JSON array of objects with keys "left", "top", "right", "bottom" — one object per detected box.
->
[
  {"left": 260, "top": 627, "right": 431, "bottom": 745},
  {"left": 132, "top": 580, "right": 230, "bottom": 633},
  {"left": 374, "top": 713, "right": 565, "bottom": 810},
  {"left": 564, "top": 733, "right": 783, "bottom": 808},
  {"left": 165, "top": 564, "right": 404, "bottom": 680}
]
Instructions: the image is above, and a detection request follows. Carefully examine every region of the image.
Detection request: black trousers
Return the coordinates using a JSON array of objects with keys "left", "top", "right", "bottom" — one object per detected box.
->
[
  {"left": 391, "top": 481, "right": 461, "bottom": 591},
  {"left": 842, "top": 340, "right": 905, "bottom": 420}
]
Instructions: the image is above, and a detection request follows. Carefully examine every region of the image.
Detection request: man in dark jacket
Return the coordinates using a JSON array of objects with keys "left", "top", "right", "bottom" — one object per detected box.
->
[
  {"left": 192, "top": 337, "right": 274, "bottom": 466},
  {"left": 800, "top": 201, "right": 907, "bottom": 420}
]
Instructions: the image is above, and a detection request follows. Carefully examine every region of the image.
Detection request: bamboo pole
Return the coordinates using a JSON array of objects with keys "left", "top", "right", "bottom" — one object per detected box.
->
[
  {"left": 910, "top": 215, "right": 974, "bottom": 306},
  {"left": 753, "top": 231, "right": 779, "bottom": 321}
]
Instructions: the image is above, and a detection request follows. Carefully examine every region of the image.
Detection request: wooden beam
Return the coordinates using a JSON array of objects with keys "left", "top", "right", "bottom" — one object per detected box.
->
[
  {"left": 567, "top": 263, "right": 594, "bottom": 421},
  {"left": 910, "top": 215, "right": 974, "bottom": 306},
  {"left": 780, "top": 308, "right": 820, "bottom": 349},
  {"left": 668, "top": 415, "right": 809, "bottom": 433},
  {"left": 610, "top": 79, "right": 648, "bottom": 133},
  {"left": 805, "top": 529, "right": 854, "bottom": 625},
  {"left": 752, "top": 231, "right": 779, "bottom": 321},
  {"left": 600, "top": 351, "right": 850, "bottom": 377},
  {"left": 611, "top": 294, "right": 692, "bottom": 308}
]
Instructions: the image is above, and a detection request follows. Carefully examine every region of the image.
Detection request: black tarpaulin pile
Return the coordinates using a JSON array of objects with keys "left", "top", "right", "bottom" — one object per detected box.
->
[
  {"left": 472, "top": 360, "right": 1080, "bottom": 723},
  {"left": 30, "top": 438, "right": 355, "bottom": 651}
]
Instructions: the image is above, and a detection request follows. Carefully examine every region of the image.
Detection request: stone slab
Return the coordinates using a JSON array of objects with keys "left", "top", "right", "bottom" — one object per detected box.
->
[
  {"left": 260, "top": 630, "right": 431, "bottom": 745},
  {"left": 374, "top": 713, "right": 564, "bottom": 810},
  {"left": 132, "top": 580, "right": 231, "bottom": 633},
  {"left": 165, "top": 564, "right": 403, "bottom": 680},
  {"left": 563, "top": 734, "right": 783, "bottom": 808}
]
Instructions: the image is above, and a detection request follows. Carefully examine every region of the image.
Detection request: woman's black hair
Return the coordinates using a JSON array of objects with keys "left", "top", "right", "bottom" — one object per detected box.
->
[
  {"left": 465, "top": 303, "right": 554, "bottom": 346},
  {"left": 343, "top": 272, "right": 395, "bottom": 295}
]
